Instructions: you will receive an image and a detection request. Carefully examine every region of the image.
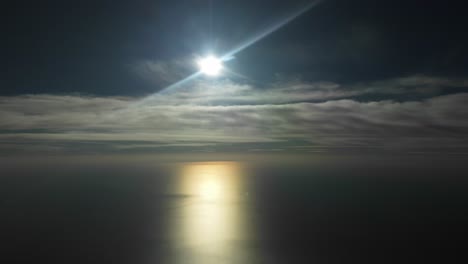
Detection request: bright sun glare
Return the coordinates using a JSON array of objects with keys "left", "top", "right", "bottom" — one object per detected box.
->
[
  {"left": 200, "top": 181, "right": 221, "bottom": 200},
  {"left": 197, "top": 56, "right": 223, "bottom": 76}
]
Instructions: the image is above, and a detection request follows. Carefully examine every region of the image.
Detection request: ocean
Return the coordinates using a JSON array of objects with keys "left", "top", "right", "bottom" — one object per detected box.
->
[{"left": 1, "top": 154, "right": 467, "bottom": 263}]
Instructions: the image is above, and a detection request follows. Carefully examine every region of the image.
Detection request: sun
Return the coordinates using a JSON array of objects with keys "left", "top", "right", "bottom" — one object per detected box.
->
[{"left": 197, "top": 56, "right": 223, "bottom": 76}]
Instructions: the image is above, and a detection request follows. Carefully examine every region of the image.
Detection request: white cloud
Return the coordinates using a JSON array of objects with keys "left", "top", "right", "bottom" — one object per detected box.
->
[{"left": 1, "top": 77, "right": 468, "bottom": 154}]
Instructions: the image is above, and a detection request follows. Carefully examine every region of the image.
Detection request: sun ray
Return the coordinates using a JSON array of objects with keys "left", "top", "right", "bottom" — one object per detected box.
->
[
  {"left": 221, "top": 0, "right": 323, "bottom": 60},
  {"left": 130, "top": 0, "right": 323, "bottom": 105}
]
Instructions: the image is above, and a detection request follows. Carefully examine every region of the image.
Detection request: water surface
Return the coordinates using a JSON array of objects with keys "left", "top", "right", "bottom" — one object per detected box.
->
[{"left": 1, "top": 156, "right": 467, "bottom": 263}]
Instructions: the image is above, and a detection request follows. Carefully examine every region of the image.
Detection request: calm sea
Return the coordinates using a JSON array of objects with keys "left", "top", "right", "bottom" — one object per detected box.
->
[{"left": 1, "top": 155, "right": 467, "bottom": 263}]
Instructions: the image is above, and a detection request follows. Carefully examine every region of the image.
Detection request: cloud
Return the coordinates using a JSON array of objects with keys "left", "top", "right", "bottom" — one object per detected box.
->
[
  {"left": 351, "top": 75, "right": 468, "bottom": 95},
  {"left": 1, "top": 76, "right": 468, "bottom": 154},
  {"left": 131, "top": 58, "right": 195, "bottom": 87}
]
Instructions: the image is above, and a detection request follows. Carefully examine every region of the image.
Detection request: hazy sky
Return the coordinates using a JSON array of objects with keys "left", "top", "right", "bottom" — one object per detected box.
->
[{"left": 1, "top": 0, "right": 468, "bottom": 155}]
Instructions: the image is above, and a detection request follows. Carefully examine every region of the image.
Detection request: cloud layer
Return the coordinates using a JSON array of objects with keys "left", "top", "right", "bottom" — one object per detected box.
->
[{"left": 1, "top": 76, "right": 468, "bottom": 154}]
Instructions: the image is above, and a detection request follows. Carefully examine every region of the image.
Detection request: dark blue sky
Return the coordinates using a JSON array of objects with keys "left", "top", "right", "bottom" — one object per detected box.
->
[{"left": 2, "top": 0, "right": 468, "bottom": 95}]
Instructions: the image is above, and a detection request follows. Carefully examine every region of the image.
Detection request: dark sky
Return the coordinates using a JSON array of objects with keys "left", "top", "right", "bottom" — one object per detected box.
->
[
  {"left": 1, "top": 0, "right": 468, "bottom": 155},
  {"left": 2, "top": 0, "right": 468, "bottom": 95}
]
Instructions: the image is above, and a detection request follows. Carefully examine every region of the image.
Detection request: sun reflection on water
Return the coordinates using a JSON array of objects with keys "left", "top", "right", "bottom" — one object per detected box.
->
[
  {"left": 168, "top": 162, "right": 253, "bottom": 263},
  {"left": 180, "top": 162, "right": 242, "bottom": 201}
]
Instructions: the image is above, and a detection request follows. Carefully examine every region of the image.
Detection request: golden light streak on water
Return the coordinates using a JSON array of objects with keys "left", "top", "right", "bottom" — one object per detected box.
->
[{"left": 168, "top": 162, "right": 254, "bottom": 263}]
